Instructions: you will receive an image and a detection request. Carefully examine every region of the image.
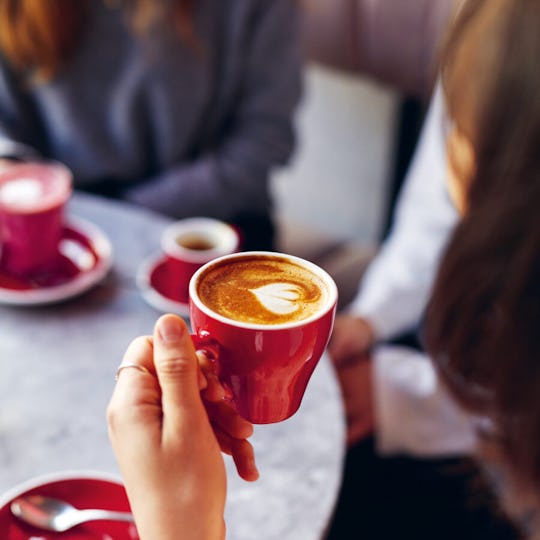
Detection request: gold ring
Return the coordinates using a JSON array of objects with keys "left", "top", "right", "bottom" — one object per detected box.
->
[{"left": 115, "top": 362, "right": 152, "bottom": 381}]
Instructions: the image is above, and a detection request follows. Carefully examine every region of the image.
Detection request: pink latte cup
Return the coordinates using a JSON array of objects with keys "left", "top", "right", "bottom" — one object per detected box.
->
[{"left": 0, "top": 162, "right": 72, "bottom": 277}]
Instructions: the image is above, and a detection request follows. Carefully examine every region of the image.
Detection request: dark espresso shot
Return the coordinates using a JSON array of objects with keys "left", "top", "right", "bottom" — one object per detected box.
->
[{"left": 175, "top": 233, "right": 217, "bottom": 251}]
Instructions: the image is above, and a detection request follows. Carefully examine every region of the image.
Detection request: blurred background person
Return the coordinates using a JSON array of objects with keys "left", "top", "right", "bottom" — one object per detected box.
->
[
  {"left": 426, "top": 0, "right": 540, "bottom": 533},
  {"left": 325, "top": 83, "right": 518, "bottom": 540},
  {"left": 0, "top": 0, "right": 301, "bottom": 250},
  {"left": 302, "top": 1, "right": 519, "bottom": 539}
]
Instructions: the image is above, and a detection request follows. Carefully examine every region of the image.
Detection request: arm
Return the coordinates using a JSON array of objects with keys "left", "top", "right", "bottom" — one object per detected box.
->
[
  {"left": 124, "top": 0, "right": 302, "bottom": 220},
  {"left": 330, "top": 85, "right": 457, "bottom": 365},
  {"left": 330, "top": 87, "right": 477, "bottom": 455},
  {"left": 331, "top": 346, "right": 477, "bottom": 455},
  {"left": 348, "top": 84, "right": 458, "bottom": 342}
]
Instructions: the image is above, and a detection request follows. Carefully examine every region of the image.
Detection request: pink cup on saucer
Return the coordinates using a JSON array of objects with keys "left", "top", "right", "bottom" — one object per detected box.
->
[
  {"left": 161, "top": 217, "right": 241, "bottom": 305},
  {"left": 0, "top": 162, "right": 72, "bottom": 277}
]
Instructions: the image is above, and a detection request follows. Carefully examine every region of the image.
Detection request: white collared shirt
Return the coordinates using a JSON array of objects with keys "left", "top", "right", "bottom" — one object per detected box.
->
[{"left": 348, "top": 85, "right": 477, "bottom": 456}]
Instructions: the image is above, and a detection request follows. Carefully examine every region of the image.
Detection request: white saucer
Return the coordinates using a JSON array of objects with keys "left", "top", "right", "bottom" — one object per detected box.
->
[
  {"left": 136, "top": 253, "right": 190, "bottom": 317},
  {"left": 0, "top": 216, "right": 113, "bottom": 306}
]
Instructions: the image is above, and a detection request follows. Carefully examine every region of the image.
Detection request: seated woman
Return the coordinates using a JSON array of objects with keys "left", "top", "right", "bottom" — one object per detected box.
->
[
  {"left": 0, "top": 0, "right": 302, "bottom": 250},
  {"left": 108, "top": 0, "right": 540, "bottom": 538},
  {"left": 425, "top": 0, "right": 540, "bottom": 530}
]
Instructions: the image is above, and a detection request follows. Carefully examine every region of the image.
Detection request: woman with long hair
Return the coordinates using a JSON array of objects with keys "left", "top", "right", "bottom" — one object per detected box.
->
[{"left": 426, "top": 0, "right": 540, "bottom": 532}]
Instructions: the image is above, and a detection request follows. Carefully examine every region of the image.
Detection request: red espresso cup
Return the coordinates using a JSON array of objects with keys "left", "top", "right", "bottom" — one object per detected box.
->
[
  {"left": 189, "top": 251, "right": 338, "bottom": 424},
  {"left": 0, "top": 162, "right": 72, "bottom": 277},
  {"left": 161, "top": 218, "right": 241, "bottom": 305}
]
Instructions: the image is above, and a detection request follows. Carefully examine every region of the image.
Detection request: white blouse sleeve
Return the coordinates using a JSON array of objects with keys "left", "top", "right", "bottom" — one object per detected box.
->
[
  {"left": 348, "top": 85, "right": 458, "bottom": 341},
  {"left": 373, "top": 346, "right": 477, "bottom": 456},
  {"left": 348, "top": 86, "right": 478, "bottom": 456}
]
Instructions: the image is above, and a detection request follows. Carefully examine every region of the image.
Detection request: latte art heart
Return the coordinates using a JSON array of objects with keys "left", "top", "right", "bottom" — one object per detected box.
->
[
  {"left": 196, "top": 254, "right": 330, "bottom": 325},
  {"left": 249, "top": 283, "right": 301, "bottom": 315}
]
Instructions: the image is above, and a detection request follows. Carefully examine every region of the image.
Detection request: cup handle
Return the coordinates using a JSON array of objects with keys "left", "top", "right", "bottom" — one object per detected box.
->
[{"left": 191, "top": 331, "right": 234, "bottom": 402}]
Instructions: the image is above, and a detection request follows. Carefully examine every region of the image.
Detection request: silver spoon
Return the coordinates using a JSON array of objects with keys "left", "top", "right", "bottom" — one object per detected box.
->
[{"left": 10, "top": 494, "right": 135, "bottom": 532}]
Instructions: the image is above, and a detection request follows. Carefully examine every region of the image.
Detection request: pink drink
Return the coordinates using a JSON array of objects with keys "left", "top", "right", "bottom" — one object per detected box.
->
[{"left": 0, "top": 162, "right": 72, "bottom": 276}]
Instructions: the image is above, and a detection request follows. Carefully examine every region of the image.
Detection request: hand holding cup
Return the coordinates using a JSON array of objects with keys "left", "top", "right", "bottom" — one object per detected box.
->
[{"left": 189, "top": 251, "right": 338, "bottom": 424}]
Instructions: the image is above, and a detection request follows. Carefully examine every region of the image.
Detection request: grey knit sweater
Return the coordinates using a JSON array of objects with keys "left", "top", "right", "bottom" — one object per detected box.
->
[{"left": 0, "top": 0, "right": 302, "bottom": 222}]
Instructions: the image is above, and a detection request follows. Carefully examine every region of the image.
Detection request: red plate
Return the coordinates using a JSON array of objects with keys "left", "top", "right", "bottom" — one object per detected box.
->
[{"left": 0, "top": 471, "right": 138, "bottom": 539}]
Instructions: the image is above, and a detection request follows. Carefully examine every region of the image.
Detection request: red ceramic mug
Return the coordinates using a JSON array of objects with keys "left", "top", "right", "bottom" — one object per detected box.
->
[
  {"left": 189, "top": 251, "right": 338, "bottom": 424},
  {"left": 161, "top": 217, "right": 240, "bottom": 305},
  {"left": 0, "top": 162, "right": 72, "bottom": 277}
]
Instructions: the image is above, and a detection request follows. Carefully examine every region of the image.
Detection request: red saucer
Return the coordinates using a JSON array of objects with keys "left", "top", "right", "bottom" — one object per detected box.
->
[
  {"left": 136, "top": 253, "right": 190, "bottom": 317},
  {"left": 0, "top": 217, "right": 112, "bottom": 306},
  {"left": 0, "top": 471, "right": 138, "bottom": 540}
]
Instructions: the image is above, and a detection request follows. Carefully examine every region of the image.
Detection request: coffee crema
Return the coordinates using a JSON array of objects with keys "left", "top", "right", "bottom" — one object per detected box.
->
[
  {"left": 196, "top": 254, "right": 330, "bottom": 325},
  {"left": 176, "top": 233, "right": 216, "bottom": 252}
]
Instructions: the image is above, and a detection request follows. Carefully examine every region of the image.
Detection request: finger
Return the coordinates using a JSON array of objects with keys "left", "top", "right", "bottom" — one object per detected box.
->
[
  {"left": 230, "top": 438, "right": 259, "bottom": 482},
  {"left": 197, "top": 351, "right": 226, "bottom": 401},
  {"left": 111, "top": 336, "right": 157, "bottom": 408},
  {"left": 107, "top": 335, "right": 160, "bottom": 445},
  {"left": 205, "top": 400, "right": 254, "bottom": 440},
  {"left": 212, "top": 421, "right": 233, "bottom": 455},
  {"left": 153, "top": 314, "right": 202, "bottom": 423},
  {"left": 197, "top": 363, "right": 208, "bottom": 392},
  {"left": 212, "top": 424, "right": 259, "bottom": 482},
  {"left": 121, "top": 335, "right": 155, "bottom": 373}
]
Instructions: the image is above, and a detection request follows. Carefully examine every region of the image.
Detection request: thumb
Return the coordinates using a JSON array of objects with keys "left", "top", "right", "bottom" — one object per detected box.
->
[{"left": 153, "top": 314, "right": 202, "bottom": 423}]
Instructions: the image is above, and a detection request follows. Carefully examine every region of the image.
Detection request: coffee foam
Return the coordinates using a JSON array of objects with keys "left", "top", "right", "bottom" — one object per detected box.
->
[
  {"left": 249, "top": 282, "right": 304, "bottom": 315},
  {"left": 196, "top": 255, "right": 331, "bottom": 325},
  {"left": 0, "top": 178, "right": 43, "bottom": 207},
  {"left": 0, "top": 164, "right": 71, "bottom": 212}
]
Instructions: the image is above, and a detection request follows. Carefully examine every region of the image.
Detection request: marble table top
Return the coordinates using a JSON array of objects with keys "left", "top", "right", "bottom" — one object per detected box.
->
[{"left": 0, "top": 192, "right": 345, "bottom": 539}]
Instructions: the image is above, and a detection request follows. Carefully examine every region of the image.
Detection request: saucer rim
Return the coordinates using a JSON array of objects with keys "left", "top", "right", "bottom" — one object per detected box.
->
[
  {"left": 0, "top": 469, "right": 124, "bottom": 510},
  {"left": 136, "top": 252, "right": 190, "bottom": 317},
  {"left": 0, "top": 216, "right": 113, "bottom": 306}
]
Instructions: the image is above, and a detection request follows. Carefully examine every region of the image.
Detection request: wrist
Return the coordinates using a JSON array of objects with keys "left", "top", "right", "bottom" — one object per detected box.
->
[{"left": 131, "top": 497, "right": 225, "bottom": 540}]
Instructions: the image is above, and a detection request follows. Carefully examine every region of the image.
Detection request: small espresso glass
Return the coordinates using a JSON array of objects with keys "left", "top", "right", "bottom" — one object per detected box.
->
[{"left": 189, "top": 251, "right": 338, "bottom": 424}]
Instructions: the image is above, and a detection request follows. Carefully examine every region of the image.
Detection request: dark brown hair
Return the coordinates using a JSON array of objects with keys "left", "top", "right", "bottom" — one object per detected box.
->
[
  {"left": 426, "top": 0, "right": 540, "bottom": 497},
  {"left": 0, "top": 0, "right": 196, "bottom": 80}
]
